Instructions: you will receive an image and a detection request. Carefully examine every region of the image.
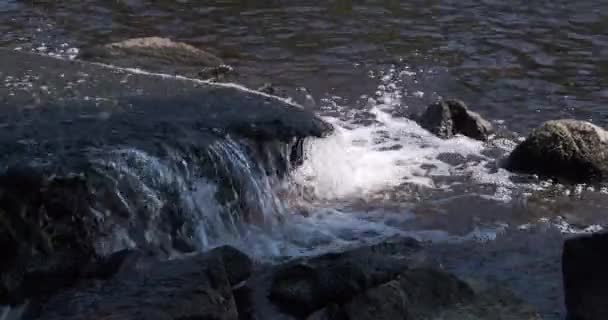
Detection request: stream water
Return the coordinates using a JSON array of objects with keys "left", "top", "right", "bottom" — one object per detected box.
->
[{"left": 1, "top": 1, "right": 608, "bottom": 318}]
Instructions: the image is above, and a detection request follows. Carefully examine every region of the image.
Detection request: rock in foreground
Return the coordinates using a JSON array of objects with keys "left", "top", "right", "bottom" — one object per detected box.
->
[
  {"left": 418, "top": 99, "right": 493, "bottom": 141},
  {"left": 34, "top": 246, "right": 252, "bottom": 320},
  {"left": 309, "top": 271, "right": 541, "bottom": 320},
  {"left": 563, "top": 232, "right": 608, "bottom": 320},
  {"left": 230, "top": 238, "right": 540, "bottom": 320},
  {"left": 310, "top": 268, "right": 475, "bottom": 320},
  {"left": 78, "top": 36, "right": 230, "bottom": 79},
  {"left": 506, "top": 119, "right": 608, "bottom": 182},
  {"left": 269, "top": 238, "right": 421, "bottom": 317}
]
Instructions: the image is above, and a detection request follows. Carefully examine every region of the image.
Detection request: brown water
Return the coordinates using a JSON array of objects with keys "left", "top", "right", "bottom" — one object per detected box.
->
[{"left": 2, "top": 1, "right": 608, "bottom": 318}]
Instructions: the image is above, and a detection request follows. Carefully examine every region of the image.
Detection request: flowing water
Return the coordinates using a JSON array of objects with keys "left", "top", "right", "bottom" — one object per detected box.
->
[{"left": 1, "top": 1, "right": 608, "bottom": 318}]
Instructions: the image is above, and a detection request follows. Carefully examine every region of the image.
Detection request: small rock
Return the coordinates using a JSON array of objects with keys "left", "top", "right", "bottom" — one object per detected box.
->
[
  {"left": 257, "top": 83, "right": 277, "bottom": 95},
  {"left": 418, "top": 99, "right": 493, "bottom": 141},
  {"left": 563, "top": 232, "right": 608, "bottom": 320},
  {"left": 506, "top": 119, "right": 608, "bottom": 182}
]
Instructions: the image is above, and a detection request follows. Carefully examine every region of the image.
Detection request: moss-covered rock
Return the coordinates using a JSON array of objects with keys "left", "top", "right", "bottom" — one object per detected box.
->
[{"left": 506, "top": 119, "right": 608, "bottom": 182}]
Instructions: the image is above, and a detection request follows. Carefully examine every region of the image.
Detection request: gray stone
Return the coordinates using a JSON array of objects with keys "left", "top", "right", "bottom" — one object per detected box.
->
[
  {"left": 419, "top": 99, "right": 493, "bottom": 141},
  {"left": 506, "top": 119, "right": 608, "bottom": 182}
]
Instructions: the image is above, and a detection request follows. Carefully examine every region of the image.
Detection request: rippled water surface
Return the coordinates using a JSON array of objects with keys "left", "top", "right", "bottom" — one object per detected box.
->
[{"left": 1, "top": 0, "right": 608, "bottom": 131}]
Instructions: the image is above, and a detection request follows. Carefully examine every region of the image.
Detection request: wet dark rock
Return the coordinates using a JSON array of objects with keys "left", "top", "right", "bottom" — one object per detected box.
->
[
  {"left": 209, "top": 246, "right": 254, "bottom": 286},
  {"left": 418, "top": 99, "right": 493, "bottom": 141},
  {"left": 0, "top": 49, "right": 331, "bottom": 304},
  {"left": 0, "top": 170, "right": 98, "bottom": 304},
  {"left": 82, "top": 249, "right": 155, "bottom": 279},
  {"left": 208, "top": 238, "right": 540, "bottom": 320},
  {"left": 309, "top": 268, "right": 474, "bottom": 320},
  {"left": 506, "top": 119, "right": 608, "bottom": 182},
  {"left": 78, "top": 36, "right": 230, "bottom": 79},
  {"left": 268, "top": 238, "right": 421, "bottom": 317},
  {"left": 310, "top": 273, "right": 541, "bottom": 320},
  {"left": 35, "top": 250, "right": 240, "bottom": 320},
  {"left": 563, "top": 232, "right": 608, "bottom": 320}
]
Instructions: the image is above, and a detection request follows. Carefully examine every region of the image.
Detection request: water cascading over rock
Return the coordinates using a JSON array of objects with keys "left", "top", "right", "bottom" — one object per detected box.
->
[{"left": 0, "top": 49, "right": 332, "bottom": 304}]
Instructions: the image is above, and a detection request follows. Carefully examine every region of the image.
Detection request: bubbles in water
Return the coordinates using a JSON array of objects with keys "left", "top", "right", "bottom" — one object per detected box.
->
[{"left": 294, "top": 65, "right": 515, "bottom": 202}]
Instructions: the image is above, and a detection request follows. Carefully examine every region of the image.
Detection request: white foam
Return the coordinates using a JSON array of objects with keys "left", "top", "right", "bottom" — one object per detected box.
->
[{"left": 294, "top": 83, "right": 513, "bottom": 201}]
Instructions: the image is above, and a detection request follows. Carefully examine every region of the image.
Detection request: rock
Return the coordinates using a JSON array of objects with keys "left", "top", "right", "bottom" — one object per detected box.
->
[
  {"left": 0, "top": 170, "right": 98, "bottom": 304},
  {"left": 418, "top": 99, "right": 493, "bottom": 141},
  {"left": 563, "top": 232, "right": 608, "bottom": 320},
  {"left": 433, "top": 286, "right": 542, "bottom": 320},
  {"left": 269, "top": 238, "right": 421, "bottom": 317},
  {"left": 78, "top": 36, "right": 229, "bottom": 79},
  {"left": 310, "top": 270, "right": 540, "bottom": 320},
  {"left": 257, "top": 83, "right": 278, "bottom": 95},
  {"left": 337, "top": 268, "right": 475, "bottom": 320},
  {"left": 506, "top": 119, "right": 608, "bottom": 182},
  {"left": 35, "top": 250, "right": 240, "bottom": 320},
  {"left": 81, "top": 249, "right": 155, "bottom": 279},
  {"left": 0, "top": 49, "right": 331, "bottom": 305},
  {"left": 209, "top": 246, "right": 254, "bottom": 286}
]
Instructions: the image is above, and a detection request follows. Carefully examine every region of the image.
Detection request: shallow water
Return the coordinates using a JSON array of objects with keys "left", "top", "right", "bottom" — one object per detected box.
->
[{"left": 2, "top": 1, "right": 608, "bottom": 318}]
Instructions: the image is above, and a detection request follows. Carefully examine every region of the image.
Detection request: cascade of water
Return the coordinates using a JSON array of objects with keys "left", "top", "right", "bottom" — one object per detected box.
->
[{"left": 87, "top": 135, "right": 295, "bottom": 257}]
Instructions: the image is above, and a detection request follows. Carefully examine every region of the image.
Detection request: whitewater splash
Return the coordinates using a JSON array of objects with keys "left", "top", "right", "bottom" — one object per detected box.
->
[{"left": 293, "top": 66, "right": 517, "bottom": 201}]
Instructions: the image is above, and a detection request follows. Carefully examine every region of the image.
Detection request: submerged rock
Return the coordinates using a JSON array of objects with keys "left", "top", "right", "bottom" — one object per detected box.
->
[
  {"left": 78, "top": 36, "right": 230, "bottom": 79},
  {"left": 418, "top": 99, "right": 493, "bottom": 141},
  {"left": 563, "top": 232, "right": 608, "bottom": 320},
  {"left": 506, "top": 119, "right": 608, "bottom": 182}
]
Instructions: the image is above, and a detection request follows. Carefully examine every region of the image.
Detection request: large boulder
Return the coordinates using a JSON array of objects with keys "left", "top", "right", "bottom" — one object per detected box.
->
[
  {"left": 563, "top": 232, "right": 608, "bottom": 320},
  {"left": 418, "top": 99, "right": 493, "bottom": 141},
  {"left": 78, "top": 36, "right": 231, "bottom": 79},
  {"left": 506, "top": 119, "right": 608, "bottom": 182},
  {"left": 268, "top": 238, "right": 421, "bottom": 317},
  {"left": 0, "top": 49, "right": 330, "bottom": 305},
  {"left": 33, "top": 248, "right": 248, "bottom": 320}
]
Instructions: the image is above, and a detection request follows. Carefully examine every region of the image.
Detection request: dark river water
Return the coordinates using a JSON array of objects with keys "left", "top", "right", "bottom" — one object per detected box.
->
[
  {"left": 1, "top": 0, "right": 608, "bottom": 132},
  {"left": 1, "top": 1, "right": 608, "bottom": 318}
]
